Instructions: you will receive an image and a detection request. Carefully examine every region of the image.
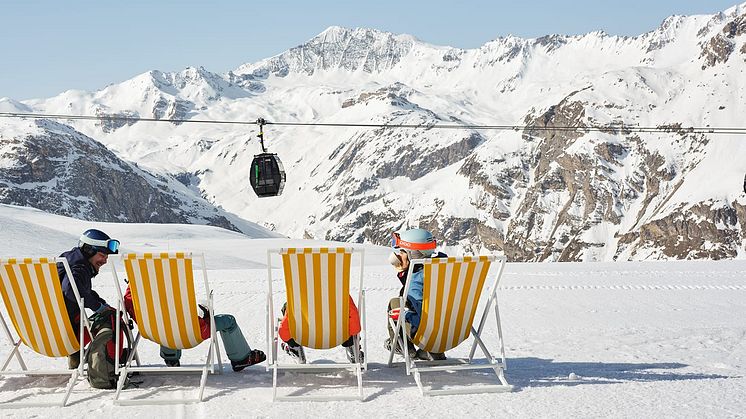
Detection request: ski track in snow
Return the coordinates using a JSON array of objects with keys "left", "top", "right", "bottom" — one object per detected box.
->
[{"left": 215, "top": 283, "right": 746, "bottom": 295}]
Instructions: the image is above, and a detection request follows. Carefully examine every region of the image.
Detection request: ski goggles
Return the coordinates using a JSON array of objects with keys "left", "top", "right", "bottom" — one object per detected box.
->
[
  {"left": 390, "top": 232, "right": 437, "bottom": 251},
  {"left": 82, "top": 237, "right": 120, "bottom": 254}
]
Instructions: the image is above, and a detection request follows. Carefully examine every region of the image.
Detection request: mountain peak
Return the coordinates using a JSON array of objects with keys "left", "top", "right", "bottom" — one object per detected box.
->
[
  {"left": 0, "top": 97, "right": 32, "bottom": 112},
  {"left": 317, "top": 25, "right": 351, "bottom": 40},
  {"left": 233, "top": 26, "right": 422, "bottom": 77}
]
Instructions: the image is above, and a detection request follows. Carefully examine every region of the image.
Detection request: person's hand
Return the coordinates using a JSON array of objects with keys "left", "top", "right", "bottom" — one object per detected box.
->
[{"left": 399, "top": 250, "right": 410, "bottom": 271}]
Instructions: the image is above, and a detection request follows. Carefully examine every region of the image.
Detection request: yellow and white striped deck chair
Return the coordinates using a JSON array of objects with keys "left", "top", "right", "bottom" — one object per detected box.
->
[
  {"left": 266, "top": 247, "right": 366, "bottom": 401},
  {"left": 387, "top": 255, "right": 512, "bottom": 396},
  {"left": 111, "top": 252, "right": 222, "bottom": 405},
  {"left": 0, "top": 257, "right": 90, "bottom": 407}
]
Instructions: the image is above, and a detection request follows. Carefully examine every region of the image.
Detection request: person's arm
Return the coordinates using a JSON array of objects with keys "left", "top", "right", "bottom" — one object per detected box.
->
[{"left": 64, "top": 264, "right": 108, "bottom": 312}]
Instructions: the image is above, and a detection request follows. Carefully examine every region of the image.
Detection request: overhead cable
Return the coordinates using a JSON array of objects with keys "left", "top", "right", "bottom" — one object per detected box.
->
[{"left": 1, "top": 111, "right": 745, "bottom": 135}]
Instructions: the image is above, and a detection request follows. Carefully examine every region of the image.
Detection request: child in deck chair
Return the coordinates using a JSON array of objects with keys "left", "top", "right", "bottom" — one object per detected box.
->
[
  {"left": 385, "top": 228, "right": 448, "bottom": 361},
  {"left": 278, "top": 297, "right": 363, "bottom": 364},
  {"left": 58, "top": 229, "right": 120, "bottom": 369},
  {"left": 123, "top": 285, "right": 265, "bottom": 372}
]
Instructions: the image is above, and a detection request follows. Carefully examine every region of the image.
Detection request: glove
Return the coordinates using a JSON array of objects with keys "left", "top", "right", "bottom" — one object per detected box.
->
[
  {"left": 197, "top": 304, "right": 210, "bottom": 320},
  {"left": 388, "top": 307, "right": 401, "bottom": 321}
]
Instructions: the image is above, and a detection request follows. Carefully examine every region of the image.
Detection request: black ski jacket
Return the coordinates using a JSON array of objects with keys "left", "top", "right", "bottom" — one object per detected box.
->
[{"left": 57, "top": 247, "right": 108, "bottom": 322}]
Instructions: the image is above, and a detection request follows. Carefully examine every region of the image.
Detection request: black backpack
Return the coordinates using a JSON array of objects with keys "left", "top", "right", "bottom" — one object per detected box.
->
[{"left": 86, "top": 310, "right": 132, "bottom": 389}]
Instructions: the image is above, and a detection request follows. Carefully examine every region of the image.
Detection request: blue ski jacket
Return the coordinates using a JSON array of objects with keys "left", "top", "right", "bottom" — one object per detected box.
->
[{"left": 397, "top": 251, "right": 447, "bottom": 333}]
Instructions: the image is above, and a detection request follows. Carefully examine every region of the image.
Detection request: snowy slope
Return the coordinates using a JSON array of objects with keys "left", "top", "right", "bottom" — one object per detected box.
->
[
  {"left": 0, "top": 206, "right": 745, "bottom": 416},
  {"left": 2, "top": 3, "right": 746, "bottom": 260}
]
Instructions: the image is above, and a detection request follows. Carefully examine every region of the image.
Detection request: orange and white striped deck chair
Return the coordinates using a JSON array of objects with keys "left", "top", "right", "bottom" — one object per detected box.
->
[
  {"left": 266, "top": 247, "right": 366, "bottom": 401},
  {"left": 110, "top": 252, "right": 222, "bottom": 405},
  {"left": 387, "top": 255, "right": 513, "bottom": 396},
  {"left": 0, "top": 257, "right": 91, "bottom": 407}
]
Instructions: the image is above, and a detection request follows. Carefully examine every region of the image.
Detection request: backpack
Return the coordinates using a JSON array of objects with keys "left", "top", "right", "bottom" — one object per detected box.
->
[{"left": 86, "top": 309, "right": 132, "bottom": 389}]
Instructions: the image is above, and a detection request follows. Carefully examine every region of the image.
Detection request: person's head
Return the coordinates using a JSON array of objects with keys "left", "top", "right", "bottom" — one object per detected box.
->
[
  {"left": 78, "top": 229, "right": 120, "bottom": 271},
  {"left": 391, "top": 228, "right": 437, "bottom": 260}
]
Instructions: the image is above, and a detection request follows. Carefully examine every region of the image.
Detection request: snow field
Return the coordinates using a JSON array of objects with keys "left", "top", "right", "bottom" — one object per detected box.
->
[{"left": 1, "top": 205, "right": 745, "bottom": 416}]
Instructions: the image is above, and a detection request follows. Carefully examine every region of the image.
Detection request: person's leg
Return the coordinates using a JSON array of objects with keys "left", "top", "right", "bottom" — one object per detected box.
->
[
  {"left": 386, "top": 297, "right": 417, "bottom": 355},
  {"left": 213, "top": 314, "right": 251, "bottom": 361},
  {"left": 403, "top": 298, "right": 446, "bottom": 361},
  {"left": 160, "top": 346, "right": 181, "bottom": 366},
  {"left": 341, "top": 336, "right": 354, "bottom": 347},
  {"left": 213, "top": 314, "right": 266, "bottom": 371},
  {"left": 404, "top": 297, "right": 422, "bottom": 336},
  {"left": 69, "top": 313, "right": 92, "bottom": 369},
  {"left": 342, "top": 335, "right": 365, "bottom": 363}
]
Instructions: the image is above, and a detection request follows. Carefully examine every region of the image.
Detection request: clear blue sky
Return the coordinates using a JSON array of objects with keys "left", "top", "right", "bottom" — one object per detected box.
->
[{"left": 0, "top": 0, "right": 740, "bottom": 100}]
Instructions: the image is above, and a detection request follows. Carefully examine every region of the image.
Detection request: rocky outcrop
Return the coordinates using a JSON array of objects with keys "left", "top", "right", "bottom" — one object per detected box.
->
[
  {"left": 0, "top": 119, "right": 240, "bottom": 231},
  {"left": 94, "top": 109, "right": 138, "bottom": 133},
  {"left": 701, "top": 34, "right": 735, "bottom": 69},
  {"left": 617, "top": 201, "right": 744, "bottom": 260},
  {"left": 152, "top": 98, "right": 193, "bottom": 123},
  {"left": 700, "top": 13, "right": 746, "bottom": 69}
]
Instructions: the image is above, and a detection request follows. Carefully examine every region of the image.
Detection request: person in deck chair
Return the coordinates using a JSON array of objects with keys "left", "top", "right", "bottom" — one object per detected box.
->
[
  {"left": 58, "top": 228, "right": 120, "bottom": 369},
  {"left": 384, "top": 228, "right": 449, "bottom": 361},
  {"left": 122, "top": 285, "right": 265, "bottom": 372},
  {"left": 278, "top": 297, "right": 364, "bottom": 364}
]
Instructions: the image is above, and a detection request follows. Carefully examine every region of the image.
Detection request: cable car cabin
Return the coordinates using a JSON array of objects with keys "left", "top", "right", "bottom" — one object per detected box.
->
[{"left": 250, "top": 153, "right": 286, "bottom": 197}]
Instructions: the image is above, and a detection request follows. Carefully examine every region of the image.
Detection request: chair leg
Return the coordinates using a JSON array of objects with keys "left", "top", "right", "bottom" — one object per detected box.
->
[
  {"left": 209, "top": 294, "right": 223, "bottom": 374},
  {"left": 60, "top": 369, "right": 79, "bottom": 407},
  {"left": 355, "top": 362, "right": 363, "bottom": 400},
  {"left": 265, "top": 295, "right": 272, "bottom": 369},
  {"left": 360, "top": 291, "right": 367, "bottom": 371},
  {"left": 272, "top": 365, "right": 278, "bottom": 402},
  {"left": 0, "top": 342, "right": 24, "bottom": 372},
  {"left": 114, "top": 366, "right": 128, "bottom": 401},
  {"left": 0, "top": 313, "right": 27, "bottom": 371},
  {"left": 470, "top": 327, "right": 495, "bottom": 361},
  {"left": 412, "top": 368, "right": 425, "bottom": 396},
  {"left": 114, "top": 335, "right": 140, "bottom": 402},
  {"left": 198, "top": 349, "right": 211, "bottom": 402},
  {"left": 214, "top": 331, "right": 223, "bottom": 374},
  {"left": 387, "top": 316, "right": 403, "bottom": 367}
]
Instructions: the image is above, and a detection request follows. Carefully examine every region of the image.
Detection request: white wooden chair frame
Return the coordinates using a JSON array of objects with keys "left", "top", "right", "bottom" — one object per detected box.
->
[
  {"left": 111, "top": 252, "right": 222, "bottom": 405},
  {"left": 387, "top": 255, "right": 513, "bottom": 396},
  {"left": 0, "top": 257, "right": 92, "bottom": 407},
  {"left": 266, "top": 248, "right": 367, "bottom": 401}
]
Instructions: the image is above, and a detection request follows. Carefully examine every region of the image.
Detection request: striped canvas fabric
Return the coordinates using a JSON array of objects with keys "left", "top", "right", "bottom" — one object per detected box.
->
[
  {"left": 0, "top": 258, "right": 80, "bottom": 357},
  {"left": 123, "top": 253, "right": 204, "bottom": 350},
  {"left": 411, "top": 256, "right": 494, "bottom": 353},
  {"left": 280, "top": 248, "right": 352, "bottom": 349}
]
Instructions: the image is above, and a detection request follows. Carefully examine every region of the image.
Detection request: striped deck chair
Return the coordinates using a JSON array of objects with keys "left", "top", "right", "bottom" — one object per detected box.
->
[
  {"left": 266, "top": 247, "right": 366, "bottom": 401},
  {"left": 387, "top": 255, "right": 513, "bottom": 396},
  {"left": 0, "top": 257, "right": 91, "bottom": 407},
  {"left": 110, "top": 252, "right": 222, "bottom": 405}
]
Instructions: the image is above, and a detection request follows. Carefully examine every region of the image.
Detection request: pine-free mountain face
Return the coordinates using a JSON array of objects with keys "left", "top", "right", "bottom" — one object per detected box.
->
[
  {"left": 3, "top": 4, "right": 746, "bottom": 261},
  {"left": 0, "top": 109, "right": 277, "bottom": 238}
]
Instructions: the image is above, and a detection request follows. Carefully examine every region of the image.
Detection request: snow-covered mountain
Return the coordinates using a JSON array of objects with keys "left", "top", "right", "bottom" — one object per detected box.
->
[
  {"left": 2, "top": 3, "right": 746, "bottom": 260},
  {"left": 0, "top": 100, "right": 278, "bottom": 238}
]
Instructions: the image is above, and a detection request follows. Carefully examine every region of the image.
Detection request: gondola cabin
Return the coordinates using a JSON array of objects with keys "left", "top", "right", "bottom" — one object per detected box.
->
[{"left": 250, "top": 153, "right": 286, "bottom": 197}]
